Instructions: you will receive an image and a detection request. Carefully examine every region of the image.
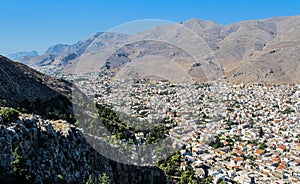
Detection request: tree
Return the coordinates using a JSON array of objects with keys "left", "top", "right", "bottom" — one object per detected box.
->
[
  {"left": 209, "top": 135, "right": 223, "bottom": 149},
  {"left": 99, "top": 173, "right": 109, "bottom": 184},
  {"left": 180, "top": 169, "right": 194, "bottom": 184},
  {"left": 0, "top": 107, "right": 19, "bottom": 122},
  {"left": 158, "top": 151, "right": 182, "bottom": 179},
  {"left": 86, "top": 175, "right": 94, "bottom": 184}
]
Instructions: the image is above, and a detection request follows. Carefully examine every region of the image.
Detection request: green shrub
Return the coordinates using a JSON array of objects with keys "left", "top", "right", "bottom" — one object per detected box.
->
[
  {"left": 99, "top": 173, "right": 110, "bottom": 184},
  {"left": 86, "top": 175, "right": 94, "bottom": 184},
  {"left": 0, "top": 107, "right": 19, "bottom": 122}
]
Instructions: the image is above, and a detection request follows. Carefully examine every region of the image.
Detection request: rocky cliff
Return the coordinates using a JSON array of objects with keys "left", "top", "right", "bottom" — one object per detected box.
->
[{"left": 0, "top": 111, "right": 168, "bottom": 184}]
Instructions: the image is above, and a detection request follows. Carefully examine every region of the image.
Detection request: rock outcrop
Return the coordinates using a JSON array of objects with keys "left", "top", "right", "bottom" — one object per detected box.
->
[{"left": 0, "top": 112, "right": 167, "bottom": 184}]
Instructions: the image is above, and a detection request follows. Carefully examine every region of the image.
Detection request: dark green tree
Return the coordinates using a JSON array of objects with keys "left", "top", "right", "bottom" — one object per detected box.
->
[{"left": 180, "top": 169, "right": 194, "bottom": 184}]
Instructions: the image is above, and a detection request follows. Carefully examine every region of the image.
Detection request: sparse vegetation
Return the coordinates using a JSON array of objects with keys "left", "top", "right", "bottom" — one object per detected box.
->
[
  {"left": 216, "top": 178, "right": 227, "bottom": 184},
  {"left": 85, "top": 174, "right": 94, "bottom": 184},
  {"left": 11, "top": 147, "right": 32, "bottom": 183},
  {"left": 258, "top": 142, "right": 268, "bottom": 149},
  {"left": 99, "top": 173, "right": 110, "bottom": 184},
  {"left": 0, "top": 107, "right": 19, "bottom": 122},
  {"left": 209, "top": 135, "right": 223, "bottom": 149}
]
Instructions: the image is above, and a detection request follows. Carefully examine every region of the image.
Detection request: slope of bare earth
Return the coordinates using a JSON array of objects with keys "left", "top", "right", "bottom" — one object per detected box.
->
[
  {"left": 228, "top": 15, "right": 300, "bottom": 84},
  {"left": 113, "top": 55, "right": 194, "bottom": 83}
]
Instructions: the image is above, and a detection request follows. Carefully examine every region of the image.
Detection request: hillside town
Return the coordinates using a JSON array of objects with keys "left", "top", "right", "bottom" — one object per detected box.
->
[{"left": 70, "top": 71, "right": 300, "bottom": 184}]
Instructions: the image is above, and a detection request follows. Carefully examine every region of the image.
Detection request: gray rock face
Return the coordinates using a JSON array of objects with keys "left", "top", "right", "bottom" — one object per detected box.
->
[{"left": 0, "top": 115, "right": 167, "bottom": 184}]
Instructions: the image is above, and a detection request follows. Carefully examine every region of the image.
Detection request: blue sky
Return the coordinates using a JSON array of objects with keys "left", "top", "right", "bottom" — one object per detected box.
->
[{"left": 1, "top": 0, "right": 299, "bottom": 55}]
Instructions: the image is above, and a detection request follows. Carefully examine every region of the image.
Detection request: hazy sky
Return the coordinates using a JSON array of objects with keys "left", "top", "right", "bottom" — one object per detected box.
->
[{"left": 1, "top": 0, "right": 299, "bottom": 55}]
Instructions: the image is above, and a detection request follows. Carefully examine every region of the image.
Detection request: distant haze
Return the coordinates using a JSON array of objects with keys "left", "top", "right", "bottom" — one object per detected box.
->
[{"left": 7, "top": 51, "right": 38, "bottom": 60}]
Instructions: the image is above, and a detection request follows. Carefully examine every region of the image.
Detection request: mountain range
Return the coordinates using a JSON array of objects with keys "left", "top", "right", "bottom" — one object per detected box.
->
[
  {"left": 14, "top": 15, "right": 300, "bottom": 84},
  {"left": 7, "top": 51, "right": 38, "bottom": 60}
]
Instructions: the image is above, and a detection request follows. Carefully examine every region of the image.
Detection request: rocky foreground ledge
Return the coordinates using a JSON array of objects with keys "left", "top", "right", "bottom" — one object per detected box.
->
[{"left": 0, "top": 112, "right": 167, "bottom": 184}]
